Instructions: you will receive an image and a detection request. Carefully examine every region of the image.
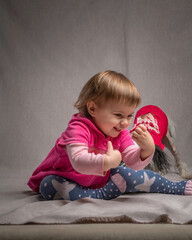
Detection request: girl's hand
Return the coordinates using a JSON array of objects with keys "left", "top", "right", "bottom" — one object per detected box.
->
[
  {"left": 104, "top": 141, "right": 122, "bottom": 171},
  {"left": 131, "top": 124, "right": 155, "bottom": 160}
]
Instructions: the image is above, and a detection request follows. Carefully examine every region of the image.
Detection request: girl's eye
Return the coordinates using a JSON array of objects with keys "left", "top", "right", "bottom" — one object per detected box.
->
[
  {"left": 128, "top": 114, "right": 133, "bottom": 119},
  {"left": 114, "top": 114, "right": 122, "bottom": 118}
]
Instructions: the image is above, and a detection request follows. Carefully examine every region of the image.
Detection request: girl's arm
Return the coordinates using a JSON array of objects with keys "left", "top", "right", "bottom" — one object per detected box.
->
[
  {"left": 131, "top": 124, "right": 155, "bottom": 160},
  {"left": 122, "top": 144, "right": 154, "bottom": 170},
  {"left": 66, "top": 141, "right": 122, "bottom": 175},
  {"left": 119, "top": 126, "right": 154, "bottom": 170},
  {"left": 66, "top": 144, "right": 105, "bottom": 176}
]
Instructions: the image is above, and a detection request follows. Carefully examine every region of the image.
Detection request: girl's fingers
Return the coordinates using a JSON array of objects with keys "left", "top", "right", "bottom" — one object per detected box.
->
[
  {"left": 132, "top": 125, "right": 148, "bottom": 139},
  {"left": 137, "top": 124, "right": 147, "bottom": 131},
  {"left": 106, "top": 141, "right": 113, "bottom": 155},
  {"left": 132, "top": 131, "right": 139, "bottom": 139},
  {"left": 134, "top": 126, "right": 143, "bottom": 135},
  {"left": 133, "top": 124, "right": 147, "bottom": 135}
]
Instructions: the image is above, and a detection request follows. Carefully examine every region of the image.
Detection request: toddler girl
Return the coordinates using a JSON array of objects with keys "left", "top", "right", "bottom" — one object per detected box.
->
[{"left": 28, "top": 70, "right": 192, "bottom": 200}]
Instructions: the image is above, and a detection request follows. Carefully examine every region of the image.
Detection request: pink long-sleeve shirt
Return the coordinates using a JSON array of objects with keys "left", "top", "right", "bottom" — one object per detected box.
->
[{"left": 28, "top": 114, "right": 153, "bottom": 192}]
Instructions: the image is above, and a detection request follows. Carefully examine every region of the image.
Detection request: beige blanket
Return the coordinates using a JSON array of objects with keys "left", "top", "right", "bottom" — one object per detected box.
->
[{"left": 0, "top": 174, "right": 192, "bottom": 225}]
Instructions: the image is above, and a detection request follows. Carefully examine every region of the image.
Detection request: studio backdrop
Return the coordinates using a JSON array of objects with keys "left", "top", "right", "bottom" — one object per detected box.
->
[{"left": 1, "top": 0, "right": 192, "bottom": 180}]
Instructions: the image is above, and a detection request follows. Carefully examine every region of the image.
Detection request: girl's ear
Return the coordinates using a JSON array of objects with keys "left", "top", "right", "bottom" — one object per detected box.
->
[{"left": 87, "top": 101, "right": 97, "bottom": 117}]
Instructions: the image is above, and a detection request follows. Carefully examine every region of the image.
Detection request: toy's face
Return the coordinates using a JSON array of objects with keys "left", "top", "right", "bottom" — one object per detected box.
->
[
  {"left": 131, "top": 113, "right": 160, "bottom": 134},
  {"left": 131, "top": 105, "right": 168, "bottom": 150}
]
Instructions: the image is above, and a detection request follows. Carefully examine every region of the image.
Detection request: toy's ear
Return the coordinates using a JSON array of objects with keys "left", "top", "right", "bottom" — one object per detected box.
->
[{"left": 87, "top": 101, "right": 97, "bottom": 117}]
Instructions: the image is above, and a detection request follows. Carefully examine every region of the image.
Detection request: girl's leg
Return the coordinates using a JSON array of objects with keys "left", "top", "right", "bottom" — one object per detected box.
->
[
  {"left": 40, "top": 167, "right": 192, "bottom": 201},
  {"left": 110, "top": 166, "right": 192, "bottom": 195},
  {"left": 39, "top": 175, "right": 123, "bottom": 201}
]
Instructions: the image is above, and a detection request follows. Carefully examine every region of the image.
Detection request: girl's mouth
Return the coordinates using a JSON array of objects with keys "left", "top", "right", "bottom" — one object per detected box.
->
[{"left": 114, "top": 127, "right": 121, "bottom": 133}]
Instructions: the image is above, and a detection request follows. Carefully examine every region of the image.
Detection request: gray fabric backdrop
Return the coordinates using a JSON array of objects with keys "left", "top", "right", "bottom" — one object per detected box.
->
[{"left": 1, "top": 0, "right": 192, "bottom": 181}]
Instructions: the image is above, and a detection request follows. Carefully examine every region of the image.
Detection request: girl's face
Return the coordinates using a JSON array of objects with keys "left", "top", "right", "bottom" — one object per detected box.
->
[{"left": 87, "top": 100, "right": 136, "bottom": 137}]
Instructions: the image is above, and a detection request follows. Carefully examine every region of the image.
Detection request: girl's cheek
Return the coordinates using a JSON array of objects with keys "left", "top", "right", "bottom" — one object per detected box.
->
[
  {"left": 127, "top": 119, "right": 132, "bottom": 127},
  {"left": 110, "top": 117, "right": 118, "bottom": 124}
]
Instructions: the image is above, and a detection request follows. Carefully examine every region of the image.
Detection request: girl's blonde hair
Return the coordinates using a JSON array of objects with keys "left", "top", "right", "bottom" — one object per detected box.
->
[{"left": 74, "top": 70, "right": 141, "bottom": 117}]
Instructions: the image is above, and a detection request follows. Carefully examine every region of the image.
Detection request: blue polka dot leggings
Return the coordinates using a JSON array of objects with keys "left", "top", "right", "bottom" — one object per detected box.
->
[{"left": 40, "top": 166, "right": 192, "bottom": 201}]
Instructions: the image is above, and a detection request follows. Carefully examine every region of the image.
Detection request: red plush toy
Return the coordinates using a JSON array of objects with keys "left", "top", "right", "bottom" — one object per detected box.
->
[{"left": 128, "top": 105, "right": 192, "bottom": 178}]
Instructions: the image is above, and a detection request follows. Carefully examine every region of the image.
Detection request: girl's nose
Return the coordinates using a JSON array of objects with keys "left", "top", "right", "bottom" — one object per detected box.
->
[{"left": 120, "top": 118, "right": 130, "bottom": 128}]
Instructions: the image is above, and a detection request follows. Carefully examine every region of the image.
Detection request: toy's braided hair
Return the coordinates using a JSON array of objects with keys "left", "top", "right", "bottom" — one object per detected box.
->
[{"left": 145, "top": 145, "right": 170, "bottom": 175}]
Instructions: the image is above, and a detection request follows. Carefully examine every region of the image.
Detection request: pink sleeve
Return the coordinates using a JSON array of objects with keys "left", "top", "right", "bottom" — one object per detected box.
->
[
  {"left": 66, "top": 144, "right": 106, "bottom": 176},
  {"left": 119, "top": 129, "right": 136, "bottom": 152},
  {"left": 122, "top": 145, "right": 154, "bottom": 170}
]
